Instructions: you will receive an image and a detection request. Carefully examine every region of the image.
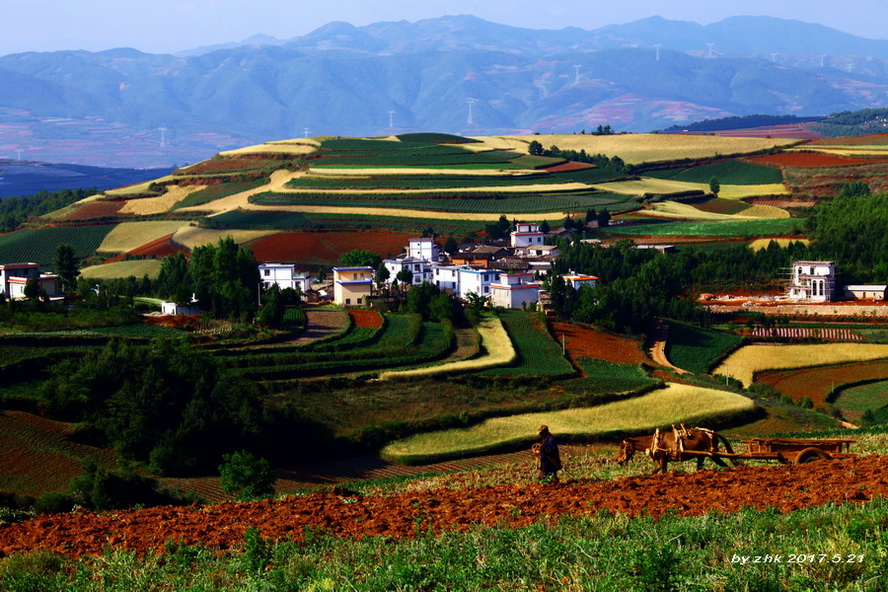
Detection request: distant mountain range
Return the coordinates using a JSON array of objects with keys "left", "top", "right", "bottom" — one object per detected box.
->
[
  {"left": 0, "top": 161, "right": 173, "bottom": 199},
  {"left": 1, "top": 15, "right": 887, "bottom": 168}
]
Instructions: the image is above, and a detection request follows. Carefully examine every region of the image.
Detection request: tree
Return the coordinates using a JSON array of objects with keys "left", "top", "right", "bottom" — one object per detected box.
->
[
  {"left": 375, "top": 263, "right": 391, "bottom": 288},
  {"left": 528, "top": 140, "right": 543, "bottom": 156},
  {"left": 443, "top": 236, "right": 459, "bottom": 255},
  {"left": 53, "top": 243, "right": 80, "bottom": 295},
  {"left": 218, "top": 450, "right": 275, "bottom": 500},
  {"left": 709, "top": 177, "right": 721, "bottom": 197},
  {"left": 539, "top": 220, "right": 551, "bottom": 233},
  {"left": 597, "top": 209, "right": 611, "bottom": 228},
  {"left": 257, "top": 284, "right": 284, "bottom": 328},
  {"left": 339, "top": 249, "right": 381, "bottom": 269},
  {"left": 23, "top": 277, "right": 42, "bottom": 302},
  {"left": 396, "top": 268, "right": 413, "bottom": 287},
  {"left": 839, "top": 181, "right": 870, "bottom": 197}
]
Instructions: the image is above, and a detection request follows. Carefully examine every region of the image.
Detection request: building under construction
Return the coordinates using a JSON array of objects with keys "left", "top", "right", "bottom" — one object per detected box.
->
[{"left": 786, "top": 260, "right": 837, "bottom": 302}]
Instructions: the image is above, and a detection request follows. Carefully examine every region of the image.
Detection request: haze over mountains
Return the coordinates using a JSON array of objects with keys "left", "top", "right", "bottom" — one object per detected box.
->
[{"left": 1, "top": 15, "right": 887, "bottom": 168}]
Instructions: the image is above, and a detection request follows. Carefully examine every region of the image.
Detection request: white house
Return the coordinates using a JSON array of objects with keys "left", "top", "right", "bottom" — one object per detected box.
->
[
  {"left": 407, "top": 238, "right": 442, "bottom": 262},
  {"left": 258, "top": 263, "right": 312, "bottom": 293},
  {"left": 0, "top": 262, "right": 61, "bottom": 300},
  {"left": 788, "top": 261, "right": 836, "bottom": 302},
  {"left": 161, "top": 299, "right": 201, "bottom": 316},
  {"left": 510, "top": 222, "right": 545, "bottom": 248},
  {"left": 518, "top": 244, "right": 560, "bottom": 258},
  {"left": 563, "top": 272, "right": 598, "bottom": 290},
  {"left": 382, "top": 256, "right": 432, "bottom": 287},
  {"left": 333, "top": 266, "right": 374, "bottom": 306},
  {"left": 457, "top": 267, "right": 500, "bottom": 300},
  {"left": 432, "top": 264, "right": 461, "bottom": 293},
  {"left": 490, "top": 272, "right": 541, "bottom": 309}
]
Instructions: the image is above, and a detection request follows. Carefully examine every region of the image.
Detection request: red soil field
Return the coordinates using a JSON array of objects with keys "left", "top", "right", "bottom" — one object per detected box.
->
[
  {"left": 348, "top": 309, "right": 383, "bottom": 329},
  {"left": 745, "top": 153, "right": 886, "bottom": 168},
  {"left": 550, "top": 322, "right": 650, "bottom": 365},
  {"left": 129, "top": 233, "right": 188, "bottom": 258},
  {"left": 711, "top": 124, "right": 821, "bottom": 139},
  {"left": 1, "top": 456, "right": 884, "bottom": 558},
  {"left": 61, "top": 200, "right": 125, "bottom": 221},
  {"left": 0, "top": 411, "right": 116, "bottom": 497},
  {"left": 542, "top": 161, "right": 595, "bottom": 172},
  {"left": 757, "top": 359, "right": 888, "bottom": 407},
  {"left": 807, "top": 133, "right": 888, "bottom": 146},
  {"left": 247, "top": 231, "right": 415, "bottom": 266}
]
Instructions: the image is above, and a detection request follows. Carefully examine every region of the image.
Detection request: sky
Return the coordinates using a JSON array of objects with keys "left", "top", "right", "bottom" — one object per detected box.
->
[{"left": 3, "top": 0, "right": 887, "bottom": 56}]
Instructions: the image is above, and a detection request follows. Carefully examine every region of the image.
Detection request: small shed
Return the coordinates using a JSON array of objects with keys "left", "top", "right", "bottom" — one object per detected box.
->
[{"left": 844, "top": 285, "right": 888, "bottom": 301}]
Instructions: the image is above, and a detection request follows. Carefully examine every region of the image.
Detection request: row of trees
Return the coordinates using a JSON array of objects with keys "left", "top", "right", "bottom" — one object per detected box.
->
[{"left": 527, "top": 141, "right": 630, "bottom": 173}]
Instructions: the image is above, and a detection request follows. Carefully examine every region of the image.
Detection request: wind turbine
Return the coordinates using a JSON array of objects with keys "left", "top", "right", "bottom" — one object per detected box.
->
[
  {"left": 466, "top": 98, "right": 477, "bottom": 125},
  {"left": 654, "top": 44, "right": 661, "bottom": 62},
  {"left": 573, "top": 64, "right": 582, "bottom": 84},
  {"left": 707, "top": 43, "right": 715, "bottom": 59},
  {"left": 158, "top": 127, "right": 168, "bottom": 148},
  {"left": 770, "top": 53, "right": 778, "bottom": 63},
  {"left": 303, "top": 127, "right": 311, "bottom": 138},
  {"left": 387, "top": 110, "right": 395, "bottom": 128}
]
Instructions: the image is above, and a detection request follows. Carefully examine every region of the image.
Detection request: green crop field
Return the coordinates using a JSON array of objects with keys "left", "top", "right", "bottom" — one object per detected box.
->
[
  {"left": 833, "top": 380, "right": 888, "bottom": 421},
  {"left": 665, "top": 321, "right": 745, "bottom": 374},
  {"left": 479, "top": 311, "right": 574, "bottom": 377},
  {"left": 558, "top": 358, "right": 657, "bottom": 395},
  {"left": 645, "top": 159, "right": 783, "bottom": 185},
  {"left": 171, "top": 179, "right": 268, "bottom": 210},
  {"left": 284, "top": 173, "right": 563, "bottom": 190},
  {"left": 0, "top": 226, "right": 115, "bottom": 265},
  {"left": 250, "top": 191, "right": 629, "bottom": 214},
  {"left": 601, "top": 217, "right": 804, "bottom": 237},
  {"left": 208, "top": 210, "right": 313, "bottom": 229}
]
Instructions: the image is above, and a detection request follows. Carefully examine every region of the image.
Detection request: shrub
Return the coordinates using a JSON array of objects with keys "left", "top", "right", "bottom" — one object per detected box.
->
[{"left": 219, "top": 451, "right": 276, "bottom": 500}]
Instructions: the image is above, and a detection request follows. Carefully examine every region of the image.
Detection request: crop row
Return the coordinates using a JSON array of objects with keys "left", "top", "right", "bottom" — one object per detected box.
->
[
  {"left": 479, "top": 311, "right": 574, "bottom": 377},
  {"left": 171, "top": 179, "right": 269, "bottom": 211},
  {"left": 665, "top": 321, "right": 745, "bottom": 374},
  {"left": 249, "top": 192, "right": 628, "bottom": 214},
  {"left": 231, "top": 320, "right": 453, "bottom": 380},
  {"left": 284, "top": 173, "right": 563, "bottom": 190},
  {"left": 558, "top": 358, "right": 658, "bottom": 396},
  {"left": 601, "top": 217, "right": 804, "bottom": 237},
  {"left": 645, "top": 159, "right": 784, "bottom": 185},
  {"left": 0, "top": 226, "right": 116, "bottom": 265}
]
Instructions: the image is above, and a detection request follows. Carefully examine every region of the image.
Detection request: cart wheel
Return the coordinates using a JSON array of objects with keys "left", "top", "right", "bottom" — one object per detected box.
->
[{"left": 795, "top": 447, "right": 832, "bottom": 464}]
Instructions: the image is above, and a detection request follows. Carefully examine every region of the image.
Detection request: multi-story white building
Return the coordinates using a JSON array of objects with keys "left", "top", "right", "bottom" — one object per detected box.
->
[
  {"left": 382, "top": 257, "right": 432, "bottom": 287},
  {"left": 332, "top": 266, "right": 374, "bottom": 306},
  {"left": 457, "top": 267, "right": 500, "bottom": 299},
  {"left": 258, "top": 263, "right": 312, "bottom": 293},
  {"left": 407, "top": 238, "right": 442, "bottom": 262},
  {"left": 432, "top": 264, "right": 461, "bottom": 293},
  {"left": 788, "top": 261, "right": 836, "bottom": 302},
  {"left": 490, "top": 272, "right": 541, "bottom": 309},
  {"left": 0, "top": 262, "right": 61, "bottom": 299},
  {"left": 510, "top": 222, "right": 545, "bottom": 248}
]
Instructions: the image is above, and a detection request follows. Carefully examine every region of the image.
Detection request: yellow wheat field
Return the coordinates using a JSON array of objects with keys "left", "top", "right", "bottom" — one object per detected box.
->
[
  {"left": 594, "top": 178, "right": 788, "bottom": 200},
  {"left": 378, "top": 316, "right": 516, "bottom": 380},
  {"left": 713, "top": 344, "right": 888, "bottom": 387},
  {"left": 490, "top": 134, "right": 799, "bottom": 164},
  {"left": 281, "top": 182, "right": 590, "bottom": 195},
  {"left": 97, "top": 221, "right": 189, "bottom": 253},
  {"left": 219, "top": 140, "right": 320, "bottom": 157},
  {"left": 382, "top": 384, "right": 755, "bottom": 462},
  {"left": 171, "top": 227, "right": 277, "bottom": 250},
  {"left": 103, "top": 176, "right": 177, "bottom": 197},
  {"left": 118, "top": 185, "right": 207, "bottom": 216},
  {"left": 80, "top": 260, "right": 163, "bottom": 280},
  {"left": 748, "top": 238, "right": 810, "bottom": 251},
  {"left": 646, "top": 201, "right": 741, "bottom": 220}
]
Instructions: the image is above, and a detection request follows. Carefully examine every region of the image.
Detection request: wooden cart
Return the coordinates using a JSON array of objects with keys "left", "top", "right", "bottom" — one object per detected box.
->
[{"left": 680, "top": 437, "right": 855, "bottom": 464}]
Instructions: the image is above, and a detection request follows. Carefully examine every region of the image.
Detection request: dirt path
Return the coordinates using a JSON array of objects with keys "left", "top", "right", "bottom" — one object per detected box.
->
[
  {"left": 8, "top": 455, "right": 885, "bottom": 558},
  {"left": 648, "top": 321, "right": 689, "bottom": 374}
]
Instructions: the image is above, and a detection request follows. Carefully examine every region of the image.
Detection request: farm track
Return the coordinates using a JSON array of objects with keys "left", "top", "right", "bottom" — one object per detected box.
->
[{"left": 8, "top": 455, "right": 888, "bottom": 558}]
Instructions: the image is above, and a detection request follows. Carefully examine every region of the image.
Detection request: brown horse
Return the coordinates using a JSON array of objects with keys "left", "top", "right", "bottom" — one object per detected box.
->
[{"left": 616, "top": 426, "right": 741, "bottom": 475}]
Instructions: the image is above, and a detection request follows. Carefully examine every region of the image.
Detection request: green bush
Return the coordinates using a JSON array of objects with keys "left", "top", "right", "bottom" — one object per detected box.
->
[{"left": 219, "top": 451, "right": 276, "bottom": 500}]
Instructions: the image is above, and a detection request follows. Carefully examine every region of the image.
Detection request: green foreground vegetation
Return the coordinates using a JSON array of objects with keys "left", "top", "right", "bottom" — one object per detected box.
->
[{"left": 2, "top": 501, "right": 885, "bottom": 591}]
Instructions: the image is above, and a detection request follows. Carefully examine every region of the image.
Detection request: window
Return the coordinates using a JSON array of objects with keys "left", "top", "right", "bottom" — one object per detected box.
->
[
  {"left": 346, "top": 298, "right": 351, "bottom": 305},
  {"left": 263, "top": 269, "right": 270, "bottom": 276},
  {"left": 357, "top": 297, "right": 363, "bottom": 304}
]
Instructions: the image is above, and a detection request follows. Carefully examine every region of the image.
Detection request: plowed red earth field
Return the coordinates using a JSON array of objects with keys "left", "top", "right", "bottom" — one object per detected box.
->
[
  {"left": 550, "top": 322, "right": 649, "bottom": 365},
  {"left": 1, "top": 457, "right": 884, "bottom": 558},
  {"left": 745, "top": 153, "right": 886, "bottom": 167},
  {"left": 247, "top": 231, "right": 414, "bottom": 265},
  {"left": 349, "top": 309, "right": 383, "bottom": 329}
]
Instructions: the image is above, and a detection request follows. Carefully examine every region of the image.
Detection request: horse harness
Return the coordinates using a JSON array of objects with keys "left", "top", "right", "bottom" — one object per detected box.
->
[{"left": 645, "top": 424, "right": 717, "bottom": 461}]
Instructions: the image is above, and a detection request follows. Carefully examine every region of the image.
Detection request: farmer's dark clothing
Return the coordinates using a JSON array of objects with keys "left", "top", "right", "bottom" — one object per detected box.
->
[{"left": 539, "top": 434, "right": 562, "bottom": 476}]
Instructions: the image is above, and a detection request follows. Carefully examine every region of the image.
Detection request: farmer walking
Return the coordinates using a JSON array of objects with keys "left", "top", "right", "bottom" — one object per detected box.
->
[{"left": 534, "top": 424, "right": 562, "bottom": 483}]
